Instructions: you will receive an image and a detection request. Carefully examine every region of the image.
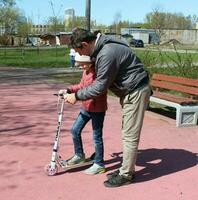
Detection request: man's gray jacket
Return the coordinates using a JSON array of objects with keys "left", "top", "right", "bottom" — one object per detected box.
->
[{"left": 76, "top": 34, "right": 149, "bottom": 100}]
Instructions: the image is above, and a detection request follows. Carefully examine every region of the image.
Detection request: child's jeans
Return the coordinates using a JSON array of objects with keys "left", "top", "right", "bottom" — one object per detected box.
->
[{"left": 71, "top": 109, "right": 105, "bottom": 167}]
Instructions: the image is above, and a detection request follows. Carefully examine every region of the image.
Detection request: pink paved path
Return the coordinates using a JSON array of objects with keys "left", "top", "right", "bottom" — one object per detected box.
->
[{"left": 0, "top": 81, "right": 197, "bottom": 200}]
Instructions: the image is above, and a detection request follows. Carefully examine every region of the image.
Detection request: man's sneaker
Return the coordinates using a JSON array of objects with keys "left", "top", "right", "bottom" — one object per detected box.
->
[
  {"left": 106, "top": 170, "right": 120, "bottom": 179},
  {"left": 63, "top": 154, "right": 85, "bottom": 166},
  {"left": 104, "top": 174, "right": 134, "bottom": 188},
  {"left": 84, "top": 163, "right": 106, "bottom": 175}
]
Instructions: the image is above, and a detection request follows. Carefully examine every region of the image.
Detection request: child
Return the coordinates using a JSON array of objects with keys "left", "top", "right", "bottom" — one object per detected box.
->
[
  {"left": 60, "top": 53, "right": 107, "bottom": 175},
  {"left": 69, "top": 48, "right": 76, "bottom": 68}
]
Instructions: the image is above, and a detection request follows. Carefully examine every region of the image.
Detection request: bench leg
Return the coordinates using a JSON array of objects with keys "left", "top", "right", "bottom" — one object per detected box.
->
[{"left": 176, "top": 106, "right": 198, "bottom": 127}]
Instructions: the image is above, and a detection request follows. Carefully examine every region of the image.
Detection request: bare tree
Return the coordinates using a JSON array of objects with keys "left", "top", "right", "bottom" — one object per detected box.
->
[
  {"left": 145, "top": 7, "right": 166, "bottom": 42},
  {"left": 48, "top": 16, "right": 65, "bottom": 33},
  {"left": 49, "top": 0, "right": 63, "bottom": 33},
  {"left": 145, "top": 7, "right": 198, "bottom": 42},
  {"left": 113, "top": 11, "right": 122, "bottom": 34}
]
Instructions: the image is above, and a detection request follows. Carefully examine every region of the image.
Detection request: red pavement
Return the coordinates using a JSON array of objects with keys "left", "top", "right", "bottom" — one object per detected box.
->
[{"left": 0, "top": 82, "right": 197, "bottom": 200}]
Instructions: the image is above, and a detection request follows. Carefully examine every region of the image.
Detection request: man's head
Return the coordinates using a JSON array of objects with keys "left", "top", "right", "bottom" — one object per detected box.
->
[{"left": 69, "top": 27, "right": 96, "bottom": 56}]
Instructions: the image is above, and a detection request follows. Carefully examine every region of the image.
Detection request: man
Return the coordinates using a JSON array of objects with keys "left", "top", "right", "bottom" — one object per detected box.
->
[{"left": 64, "top": 27, "right": 151, "bottom": 187}]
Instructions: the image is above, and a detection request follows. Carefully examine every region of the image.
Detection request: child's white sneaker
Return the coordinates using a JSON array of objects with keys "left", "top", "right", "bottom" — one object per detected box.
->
[
  {"left": 84, "top": 163, "right": 106, "bottom": 175},
  {"left": 61, "top": 154, "right": 85, "bottom": 167}
]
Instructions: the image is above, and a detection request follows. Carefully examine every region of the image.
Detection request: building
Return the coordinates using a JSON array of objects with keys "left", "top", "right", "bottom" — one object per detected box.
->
[
  {"left": 121, "top": 28, "right": 159, "bottom": 44},
  {"left": 31, "top": 25, "right": 50, "bottom": 34},
  {"left": 161, "top": 29, "right": 198, "bottom": 45},
  {"left": 64, "top": 8, "right": 75, "bottom": 27},
  {"left": 121, "top": 27, "right": 198, "bottom": 45},
  {"left": 196, "top": 22, "right": 198, "bottom": 30},
  {"left": 39, "top": 32, "right": 71, "bottom": 46}
]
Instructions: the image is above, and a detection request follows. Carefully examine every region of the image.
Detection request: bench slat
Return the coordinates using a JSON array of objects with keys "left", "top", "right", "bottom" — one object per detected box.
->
[
  {"left": 153, "top": 91, "right": 198, "bottom": 105},
  {"left": 151, "top": 80, "right": 198, "bottom": 96},
  {"left": 152, "top": 74, "right": 198, "bottom": 87}
]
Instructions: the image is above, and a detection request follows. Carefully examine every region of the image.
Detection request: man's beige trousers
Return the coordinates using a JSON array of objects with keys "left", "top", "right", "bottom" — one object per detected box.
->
[{"left": 119, "top": 85, "right": 151, "bottom": 177}]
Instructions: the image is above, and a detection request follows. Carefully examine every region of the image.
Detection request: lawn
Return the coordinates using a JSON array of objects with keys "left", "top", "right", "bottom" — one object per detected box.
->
[
  {"left": 0, "top": 46, "right": 198, "bottom": 79},
  {"left": 0, "top": 46, "right": 70, "bottom": 68}
]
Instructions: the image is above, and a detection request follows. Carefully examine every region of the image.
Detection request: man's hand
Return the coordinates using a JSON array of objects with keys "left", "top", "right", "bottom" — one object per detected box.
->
[{"left": 64, "top": 93, "right": 77, "bottom": 105}]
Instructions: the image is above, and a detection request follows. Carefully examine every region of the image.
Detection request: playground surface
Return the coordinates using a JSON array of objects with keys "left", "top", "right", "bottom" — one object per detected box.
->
[{"left": 0, "top": 67, "right": 197, "bottom": 200}]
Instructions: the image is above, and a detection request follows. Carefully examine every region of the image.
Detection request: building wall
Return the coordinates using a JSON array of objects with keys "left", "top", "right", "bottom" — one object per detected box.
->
[
  {"left": 121, "top": 28, "right": 159, "bottom": 44},
  {"left": 121, "top": 28, "right": 198, "bottom": 45},
  {"left": 31, "top": 25, "right": 49, "bottom": 34},
  {"left": 161, "top": 29, "right": 198, "bottom": 44},
  {"left": 59, "top": 34, "right": 71, "bottom": 45},
  {"left": 64, "top": 8, "right": 75, "bottom": 27},
  {"left": 196, "top": 22, "right": 198, "bottom": 30}
]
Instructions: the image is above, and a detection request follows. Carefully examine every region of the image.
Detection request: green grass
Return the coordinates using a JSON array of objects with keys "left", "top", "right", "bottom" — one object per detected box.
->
[
  {"left": 134, "top": 48, "right": 198, "bottom": 68},
  {"left": 0, "top": 47, "right": 71, "bottom": 68},
  {"left": 134, "top": 48, "right": 198, "bottom": 79},
  {"left": 0, "top": 46, "right": 197, "bottom": 79}
]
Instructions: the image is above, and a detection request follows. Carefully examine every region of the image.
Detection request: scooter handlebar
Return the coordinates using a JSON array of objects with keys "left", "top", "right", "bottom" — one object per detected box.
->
[{"left": 54, "top": 93, "right": 63, "bottom": 97}]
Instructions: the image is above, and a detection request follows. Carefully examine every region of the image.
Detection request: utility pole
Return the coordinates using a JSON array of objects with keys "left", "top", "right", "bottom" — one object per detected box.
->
[{"left": 85, "top": 0, "right": 91, "bottom": 31}]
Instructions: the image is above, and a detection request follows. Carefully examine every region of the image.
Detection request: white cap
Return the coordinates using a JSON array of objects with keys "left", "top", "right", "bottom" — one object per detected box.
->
[{"left": 75, "top": 53, "right": 92, "bottom": 63}]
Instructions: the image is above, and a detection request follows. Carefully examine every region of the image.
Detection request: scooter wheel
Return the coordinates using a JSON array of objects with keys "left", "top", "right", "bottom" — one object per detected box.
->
[{"left": 45, "top": 164, "right": 58, "bottom": 176}]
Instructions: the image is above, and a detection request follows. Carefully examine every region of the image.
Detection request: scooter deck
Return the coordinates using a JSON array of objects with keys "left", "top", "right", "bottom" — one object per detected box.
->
[{"left": 60, "top": 158, "right": 94, "bottom": 171}]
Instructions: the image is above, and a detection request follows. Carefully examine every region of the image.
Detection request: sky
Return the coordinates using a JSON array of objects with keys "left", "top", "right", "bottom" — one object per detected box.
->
[{"left": 16, "top": 0, "right": 198, "bottom": 25}]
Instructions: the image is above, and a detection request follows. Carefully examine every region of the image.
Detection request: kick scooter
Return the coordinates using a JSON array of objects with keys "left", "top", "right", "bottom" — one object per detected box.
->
[{"left": 45, "top": 93, "right": 94, "bottom": 176}]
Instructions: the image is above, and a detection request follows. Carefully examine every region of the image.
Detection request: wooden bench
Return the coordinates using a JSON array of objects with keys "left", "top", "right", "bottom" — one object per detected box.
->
[{"left": 149, "top": 73, "right": 198, "bottom": 127}]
